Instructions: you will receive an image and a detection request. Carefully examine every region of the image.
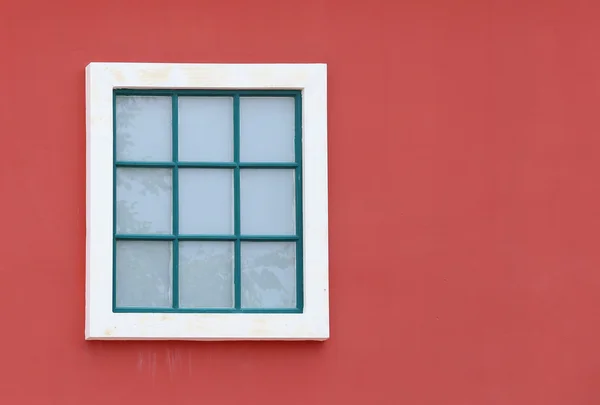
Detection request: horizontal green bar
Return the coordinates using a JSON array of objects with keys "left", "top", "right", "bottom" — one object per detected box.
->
[
  {"left": 116, "top": 234, "right": 299, "bottom": 241},
  {"left": 236, "top": 235, "right": 299, "bottom": 241},
  {"left": 116, "top": 234, "right": 176, "bottom": 240},
  {"left": 177, "top": 161, "right": 236, "bottom": 168},
  {"left": 179, "top": 235, "right": 236, "bottom": 241},
  {"left": 114, "top": 89, "right": 301, "bottom": 97},
  {"left": 238, "top": 162, "right": 298, "bottom": 168},
  {"left": 113, "top": 307, "right": 302, "bottom": 314},
  {"left": 238, "top": 91, "right": 300, "bottom": 97},
  {"left": 116, "top": 161, "right": 174, "bottom": 168},
  {"left": 116, "top": 161, "right": 298, "bottom": 169}
]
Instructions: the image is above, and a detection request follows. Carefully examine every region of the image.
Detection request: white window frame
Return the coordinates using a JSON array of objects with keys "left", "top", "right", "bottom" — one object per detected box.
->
[{"left": 86, "top": 62, "right": 329, "bottom": 340}]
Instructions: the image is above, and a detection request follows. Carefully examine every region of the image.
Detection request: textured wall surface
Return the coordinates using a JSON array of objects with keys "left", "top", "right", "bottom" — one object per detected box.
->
[{"left": 1, "top": 0, "right": 599, "bottom": 403}]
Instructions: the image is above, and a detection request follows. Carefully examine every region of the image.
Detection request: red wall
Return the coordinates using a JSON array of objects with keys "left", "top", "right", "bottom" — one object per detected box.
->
[{"left": 1, "top": 0, "right": 600, "bottom": 403}]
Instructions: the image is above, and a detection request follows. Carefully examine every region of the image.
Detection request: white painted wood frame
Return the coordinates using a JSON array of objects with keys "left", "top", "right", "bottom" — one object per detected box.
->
[{"left": 86, "top": 63, "right": 329, "bottom": 340}]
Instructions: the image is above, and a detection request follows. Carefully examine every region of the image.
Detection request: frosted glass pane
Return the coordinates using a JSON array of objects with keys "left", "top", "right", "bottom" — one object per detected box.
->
[
  {"left": 116, "top": 168, "right": 172, "bottom": 234},
  {"left": 179, "top": 242, "right": 234, "bottom": 308},
  {"left": 179, "top": 97, "right": 233, "bottom": 162},
  {"left": 240, "top": 97, "right": 295, "bottom": 162},
  {"left": 116, "top": 241, "right": 172, "bottom": 307},
  {"left": 179, "top": 169, "right": 233, "bottom": 234},
  {"left": 241, "top": 169, "right": 295, "bottom": 235},
  {"left": 241, "top": 242, "right": 296, "bottom": 308},
  {"left": 116, "top": 96, "right": 172, "bottom": 161}
]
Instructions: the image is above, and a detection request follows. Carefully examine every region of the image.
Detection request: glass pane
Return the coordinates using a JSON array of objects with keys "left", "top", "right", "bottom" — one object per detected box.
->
[
  {"left": 241, "top": 169, "right": 295, "bottom": 235},
  {"left": 178, "top": 97, "right": 233, "bottom": 162},
  {"left": 241, "top": 242, "right": 296, "bottom": 308},
  {"left": 179, "top": 242, "right": 234, "bottom": 308},
  {"left": 116, "top": 96, "right": 172, "bottom": 161},
  {"left": 116, "top": 168, "right": 172, "bottom": 234},
  {"left": 179, "top": 169, "right": 233, "bottom": 234},
  {"left": 116, "top": 241, "right": 172, "bottom": 307},
  {"left": 240, "top": 97, "right": 295, "bottom": 162}
]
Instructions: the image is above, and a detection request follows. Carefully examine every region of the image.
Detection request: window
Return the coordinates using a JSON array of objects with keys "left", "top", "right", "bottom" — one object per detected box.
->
[
  {"left": 86, "top": 63, "right": 328, "bottom": 340},
  {"left": 114, "top": 89, "right": 303, "bottom": 313}
]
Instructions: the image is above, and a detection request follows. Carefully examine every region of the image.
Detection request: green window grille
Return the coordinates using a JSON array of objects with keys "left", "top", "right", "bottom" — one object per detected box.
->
[{"left": 112, "top": 89, "right": 303, "bottom": 313}]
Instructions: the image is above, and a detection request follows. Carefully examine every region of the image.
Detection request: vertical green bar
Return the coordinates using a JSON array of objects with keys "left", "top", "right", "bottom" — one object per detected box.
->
[
  {"left": 112, "top": 91, "right": 118, "bottom": 311},
  {"left": 233, "top": 94, "right": 241, "bottom": 309},
  {"left": 295, "top": 93, "right": 304, "bottom": 311},
  {"left": 172, "top": 94, "right": 180, "bottom": 309}
]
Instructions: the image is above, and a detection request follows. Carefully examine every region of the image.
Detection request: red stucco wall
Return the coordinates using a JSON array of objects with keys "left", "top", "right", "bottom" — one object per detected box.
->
[{"left": 1, "top": 0, "right": 600, "bottom": 403}]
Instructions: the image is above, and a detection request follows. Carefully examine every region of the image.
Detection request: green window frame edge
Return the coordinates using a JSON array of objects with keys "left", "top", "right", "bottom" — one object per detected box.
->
[{"left": 112, "top": 88, "right": 304, "bottom": 314}]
